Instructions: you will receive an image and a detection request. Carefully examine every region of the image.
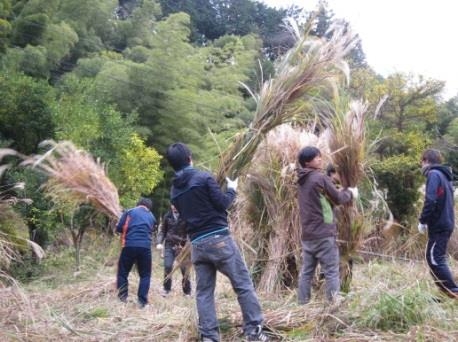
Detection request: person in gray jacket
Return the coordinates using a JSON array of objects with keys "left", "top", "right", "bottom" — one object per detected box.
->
[{"left": 296, "top": 146, "right": 357, "bottom": 304}]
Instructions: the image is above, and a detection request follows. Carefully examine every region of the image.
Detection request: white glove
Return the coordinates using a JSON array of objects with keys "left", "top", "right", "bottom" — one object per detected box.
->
[
  {"left": 226, "top": 177, "right": 238, "bottom": 191},
  {"left": 156, "top": 244, "right": 163, "bottom": 250},
  {"left": 347, "top": 187, "right": 359, "bottom": 200},
  {"left": 417, "top": 223, "right": 427, "bottom": 235}
]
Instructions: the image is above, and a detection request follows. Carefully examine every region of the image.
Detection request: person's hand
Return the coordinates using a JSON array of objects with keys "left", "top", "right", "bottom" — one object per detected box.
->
[
  {"left": 226, "top": 177, "right": 238, "bottom": 191},
  {"left": 348, "top": 187, "right": 359, "bottom": 200},
  {"left": 156, "top": 244, "right": 163, "bottom": 250},
  {"left": 417, "top": 223, "right": 427, "bottom": 234}
]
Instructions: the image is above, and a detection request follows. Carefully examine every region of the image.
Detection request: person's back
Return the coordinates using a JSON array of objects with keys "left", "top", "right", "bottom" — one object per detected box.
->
[
  {"left": 170, "top": 166, "right": 235, "bottom": 241},
  {"left": 118, "top": 205, "right": 155, "bottom": 248},
  {"left": 116, "top": 198, "right": 156, "bottom": 307}
]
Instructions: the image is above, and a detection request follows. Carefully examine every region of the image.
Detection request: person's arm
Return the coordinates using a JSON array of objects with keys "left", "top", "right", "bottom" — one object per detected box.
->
[
  {"left": 116, "top": 211, "right": 128, "bottom": 234},
  {"left": 322, "top": 176, "right": 353, "bottom": 205},
  {"left": 206, "top": 175, "right": 236, "bottom": 211}
]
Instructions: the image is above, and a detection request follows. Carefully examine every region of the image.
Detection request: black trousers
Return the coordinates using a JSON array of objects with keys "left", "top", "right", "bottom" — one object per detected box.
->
[
  {"left": 163, "top": 242, "right": 191, "bottom": 294},
  {"left": 117, "top": 247, "right": 152, "bottom": 304},
  {"left": 425, "top": 231, "right": 458, "bottom": 295}
]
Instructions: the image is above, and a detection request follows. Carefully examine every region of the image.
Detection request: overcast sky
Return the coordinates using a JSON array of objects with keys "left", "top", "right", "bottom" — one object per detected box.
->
[{"left": 261, "top": 0, "right": 458, "bottom": 100}]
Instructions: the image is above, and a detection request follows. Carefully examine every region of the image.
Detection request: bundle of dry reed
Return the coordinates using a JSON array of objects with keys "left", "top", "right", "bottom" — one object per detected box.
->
[
  {"left": 21, "top": 140, "right": 122, "bottom": 220},
  {"left": 326, "top": 100, "right": 368, "bottom": 291},
  {"left": 216, "top": 20, "right": 357, "bottom": 183},
  {"left": 233, "top": 124, "right": 330, "bottom": 293}
]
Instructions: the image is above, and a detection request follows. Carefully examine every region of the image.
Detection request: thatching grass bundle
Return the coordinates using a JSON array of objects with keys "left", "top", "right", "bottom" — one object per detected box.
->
[
  {"left": 233, "top": 124, "right": 330, "bottom": 293},
  {"left": 215, "top": 21, "right": 358, "bottom": 183},
  {"left": 22, "top": 140, "right": 122, "bottom": 220},
  {"left": 325, "top": 100, "right": 368, "bottom": 291}
]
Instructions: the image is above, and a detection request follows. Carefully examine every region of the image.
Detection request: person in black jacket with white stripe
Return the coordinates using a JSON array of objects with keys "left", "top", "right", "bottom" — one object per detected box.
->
[{"left": 418, "top": 149, "right": 457, "bottom": 298}]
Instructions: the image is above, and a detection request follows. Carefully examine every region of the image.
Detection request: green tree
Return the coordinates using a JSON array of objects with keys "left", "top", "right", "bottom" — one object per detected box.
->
[
  {"left": 0, "top": 72, "right": 55, "bottom": 154},
  {"left": 119, "top": 133, "right": 163, "bottom": 207}
]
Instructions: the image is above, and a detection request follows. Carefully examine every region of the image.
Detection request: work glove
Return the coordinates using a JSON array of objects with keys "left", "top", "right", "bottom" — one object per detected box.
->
[
  {"left": 417, "top": 223, "right": 427, "bottom": 235},
  {"left": 156, "top": 244, "right": 163, "bottom": 250},
  {"left": 347, "top": 187, "right": 359, "bottom": 200},
  {"left": 226, "top": 177, "right": 238, "bottom": 191}
]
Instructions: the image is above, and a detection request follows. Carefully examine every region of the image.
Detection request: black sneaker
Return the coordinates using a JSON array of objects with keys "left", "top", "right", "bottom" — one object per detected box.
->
[{"left": 246, "top": 325, "right": 269, "bottom": 341}]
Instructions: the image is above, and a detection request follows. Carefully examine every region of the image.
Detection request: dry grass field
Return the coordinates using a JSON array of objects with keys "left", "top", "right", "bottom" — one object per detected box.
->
[{"left": 1, "top": 232, "right": 457, "bottom": 342}]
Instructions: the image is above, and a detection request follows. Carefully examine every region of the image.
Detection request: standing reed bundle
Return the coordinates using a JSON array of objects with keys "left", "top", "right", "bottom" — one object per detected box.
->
[
  {"left": 215, "top": 21, "right": 357, "bottom": 183},
  {"left": 21, "top": 140, "right": 122, "bottom": 220},
  {"left": 233, "top": 124, "right": 330, "bottom": 293},
  {"left": 326, "top": 100, "right": 368, "bottom": 292}
]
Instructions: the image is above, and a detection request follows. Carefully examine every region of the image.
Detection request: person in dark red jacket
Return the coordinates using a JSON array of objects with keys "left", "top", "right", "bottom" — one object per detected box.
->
[
  {"left": 418, "top": 149, "right": 457, "bottom": 298},
  {"left": 165, "top": 142, "right": 268, "bottom": 342},
  {"left": 116, "top": 197, "right": 156, "bottom": 307}
]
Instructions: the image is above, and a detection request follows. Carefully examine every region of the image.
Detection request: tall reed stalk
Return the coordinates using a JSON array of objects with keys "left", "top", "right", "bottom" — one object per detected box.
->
[
  {"left": 215, "top": 21, "right": 357, "bottom": 183},
  {"left": 326, "top": 99, "right": 367, "bottom": 292}
]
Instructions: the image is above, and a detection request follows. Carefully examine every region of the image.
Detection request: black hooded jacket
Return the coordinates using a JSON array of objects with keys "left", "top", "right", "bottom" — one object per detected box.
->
[
  {"left": 419, "top": 164, "right": 455, "bottom": 233},
  {"left": 170, "top": 166, "right": 236, "bottom": 241}
]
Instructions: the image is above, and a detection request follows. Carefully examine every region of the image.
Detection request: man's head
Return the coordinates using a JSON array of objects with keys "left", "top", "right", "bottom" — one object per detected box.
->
[
  {"left": 298, "top": 146, "right": 322, "bottom": 169},
  {"left": 166, "top": 142, "right": 192, "bottom": 171},
  {"left": 137, "top": 197, "right": 153, "bottom": 211},
  {"left": 421, "top": 149, "right": 443, "bottom": 166}
]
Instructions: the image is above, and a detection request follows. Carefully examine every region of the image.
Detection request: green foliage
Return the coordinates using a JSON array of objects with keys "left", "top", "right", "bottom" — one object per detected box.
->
[
  {"left": 370, "top": 131, "right": 429, "bottom": 226},
  {"left": 12, "top": 13, "right": 49, "bottom": 47},
  {"left": 0, "top": 72, "right": 55, "bottom": 154},
  {"left": 119, "top": 134, "right": 163, "bottom": 208}
]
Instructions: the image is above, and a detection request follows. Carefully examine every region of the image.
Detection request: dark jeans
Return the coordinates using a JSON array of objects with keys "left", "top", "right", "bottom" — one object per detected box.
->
[
  {"left": 163, "top": 242, "right": 191, "bottom": 294},
  {"left": 117, "top": 246, "right": 152, "bottom": 305},
  {"left": 191, "top": 234, "right": 263, "bottom": 342},
  {"left": 425, "top": 231, "right": 458, "bottom": 294}
]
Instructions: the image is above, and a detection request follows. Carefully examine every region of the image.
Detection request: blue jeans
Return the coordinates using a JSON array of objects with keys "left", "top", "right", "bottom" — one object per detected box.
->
[
  {"left": 117, "top": 247, "right": 152, "bottom": 305},
  {"left": 191, "top": 234, "right": 263, "bottom": 342},
  {"left": 298, "top": 237, "right": 340, "bottom": 304}
]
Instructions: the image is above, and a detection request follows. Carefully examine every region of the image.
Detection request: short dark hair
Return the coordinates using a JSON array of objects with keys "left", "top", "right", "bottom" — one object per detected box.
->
[
  {"left": 137, "top": 197, "right": 153, "bottom": 210},
  {"left": 326, "top": 163, "right": 336, "bottom": 177},
  {"left": 298, "top": 146, "right": 321, "bottom": 167},
  {"left": 421, "top": 149, "right": 443, "bottom": 165},
  {"left": 166, "top": 142, "right": 192, "bottom": 171}
]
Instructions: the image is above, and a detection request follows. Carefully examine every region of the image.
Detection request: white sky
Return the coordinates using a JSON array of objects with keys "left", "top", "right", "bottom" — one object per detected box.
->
[{"left": 261, "top": 0, "right": 458, "bottom": 100}]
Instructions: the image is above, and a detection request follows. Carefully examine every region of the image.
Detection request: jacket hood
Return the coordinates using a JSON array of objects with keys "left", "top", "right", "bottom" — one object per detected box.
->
[
  {"left": 297, "top": 167, "right": 316, "bottom": 185},
  {"left": 425, "top": 164, "right": 453, "bottom": 181},
  {"left": 172, "top": 166, "right": 197, "bottom": 189}
]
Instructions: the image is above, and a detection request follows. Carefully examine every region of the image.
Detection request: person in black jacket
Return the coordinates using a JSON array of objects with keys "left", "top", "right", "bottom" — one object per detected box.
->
[
  {"left": 418, "top": 149, "right": 457, "bottom": 298},
  {"left": 165, "top": 142, "right": 268, "bottom": 342},
  {"left": 156, "top": 204, "right": 191, "bottom": 296},
  {"left": 116, "top": 197, "right": 157, "bottom": 307}
]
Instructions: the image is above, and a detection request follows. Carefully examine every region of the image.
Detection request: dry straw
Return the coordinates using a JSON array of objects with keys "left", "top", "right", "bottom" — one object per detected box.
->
[
  {"left": 21, "top": 140, "right": 122, "bottom": 220},
  {"left": 215, "top": 20, "right": 358, "bottom": 183},
  {"left": 325, "top": 99, "right": 368, "bottom": 291}
]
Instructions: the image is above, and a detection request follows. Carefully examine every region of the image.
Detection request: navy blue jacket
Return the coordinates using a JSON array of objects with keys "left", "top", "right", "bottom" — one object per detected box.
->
[
  {"left": 116, "top": 205, "right": 156, "bottom": 248},
  {"left": 419, "top": 165, "right": 455, "bottom": 234},
  {"left": 170, "top": 166, "right": 235, "bottom": 241}
]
